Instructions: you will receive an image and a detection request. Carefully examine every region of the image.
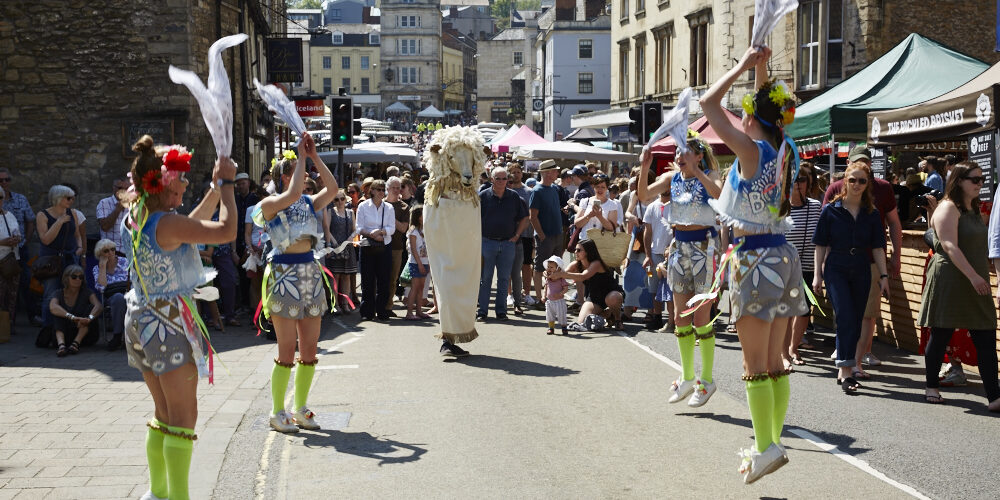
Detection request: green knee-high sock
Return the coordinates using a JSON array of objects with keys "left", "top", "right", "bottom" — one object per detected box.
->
[
  {"left": 162, "top": 425, "right": 194, "bottom": 500},
  {"left": 294, "top": 362, "right": 317, "bottom": 411},
  {"left": 695, "top": 325, "right": 715, "bottom": 384},
  {"left": 676, "top": 325, "right": 696, "bottom": 381},
  {"left": 145, "top": 419, "right": 168, "bottom": 498},
  {"left": 745, "top": 379, "right": 774, "bottom": 453},
  {"left": 772, "top": 374, "right": 790, "bottom": 445},
  {"left": 272, "top": 362, "right": 292, "bottom": 414}
]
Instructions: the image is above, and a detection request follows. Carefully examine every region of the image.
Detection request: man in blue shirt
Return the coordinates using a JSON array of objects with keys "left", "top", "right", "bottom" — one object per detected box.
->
[
  {"left": 478, "top": 167, "right": 529, "bottom": 321},
  {"left": 529, "top": 160, "right": 564, "bottom": 304}
]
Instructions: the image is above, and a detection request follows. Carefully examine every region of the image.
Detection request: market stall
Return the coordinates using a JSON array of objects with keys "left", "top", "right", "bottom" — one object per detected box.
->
[
  {"left": 491, "top": 126, "right": 548, "bottom": 153},
  {"left": 513, "top": 140, "right": 637, "bottom": 163}
]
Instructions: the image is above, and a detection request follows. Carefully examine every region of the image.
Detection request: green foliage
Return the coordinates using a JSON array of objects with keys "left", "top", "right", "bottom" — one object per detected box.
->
[
  {"left": 492, "top": 0, "right": 542, "bottom": 31},
  {"left": 289, "top": 0, "right": 323, "bottom": 9}
]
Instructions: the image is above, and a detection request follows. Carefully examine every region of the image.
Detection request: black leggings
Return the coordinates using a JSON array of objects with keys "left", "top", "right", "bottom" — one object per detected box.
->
[{"left": 925, "top": 327, "right": 1000, "bottom": 402}]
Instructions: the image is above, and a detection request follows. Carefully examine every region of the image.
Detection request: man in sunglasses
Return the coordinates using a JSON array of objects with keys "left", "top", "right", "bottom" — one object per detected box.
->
[
  {"left": 822, "top": 145, "right": 903, "bottom": 372},
  {"left": 0, "top": 168, "right": 35, "bottom": 321}
]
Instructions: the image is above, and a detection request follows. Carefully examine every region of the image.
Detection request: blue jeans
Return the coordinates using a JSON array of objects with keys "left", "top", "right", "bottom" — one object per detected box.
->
[
  {"left": 510, "top": 238, "right": 524, "bottom": 305},
  {"left": 824, "top": 254, "right": 871, "bottom": 368},
  {"left": 478, "top": 238, "right": 515, "bottom": 317}
]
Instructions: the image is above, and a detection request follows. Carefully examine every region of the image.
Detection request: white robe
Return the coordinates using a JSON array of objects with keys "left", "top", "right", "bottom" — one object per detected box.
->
[{"left": 424, "top": 195, "right": 481, "bottom": 343}]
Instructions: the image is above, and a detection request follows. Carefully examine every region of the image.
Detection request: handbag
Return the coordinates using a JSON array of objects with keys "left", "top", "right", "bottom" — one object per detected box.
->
[
  {"left": 0, "top": 215, "right": 20, "bottom": 278},
  {"left": 31, "top": 255, "right": 62, "bottom": 280},
  {"left": 586, "top": 225, "right": 629, "bottom": 269}
]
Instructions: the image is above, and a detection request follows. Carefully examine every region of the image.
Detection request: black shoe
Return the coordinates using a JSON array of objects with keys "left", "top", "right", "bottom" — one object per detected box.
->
[
  {"left": 360, "top": 315, "right": 375, "bottom": 321},
  {"left": 495, "top": 314, "right": 510, "bottom": 321},
  {"left": 561, "top": 326, "right": 569, "bottom": 335},
  {"left": 106, "top": 334, "right": 122, "bottom": 352},
  {"left": 440, "top": 341, "right": 469, "bottom": 357},
  {"left": 546, "top": 328, "right": 554, "bottom": 335},
  {"left": 384, "top": 310, "right": 399, "bottom": 318},
  {"left": 476, "top": 314, "right": 487, "bottom": 322}
]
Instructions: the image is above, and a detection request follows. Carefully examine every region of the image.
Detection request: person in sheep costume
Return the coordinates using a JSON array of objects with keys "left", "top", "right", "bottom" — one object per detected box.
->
[{"left": 422, "top": 126, "right": 489, "bottom": 357}]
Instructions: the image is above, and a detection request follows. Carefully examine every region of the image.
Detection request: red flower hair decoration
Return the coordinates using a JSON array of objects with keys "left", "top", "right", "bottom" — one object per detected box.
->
[
  {"left": 141, "top": 170, "right": 164, "bottom": 195},
  {"left": 162, "top": 145, "right": 192, "bottom": 172}
]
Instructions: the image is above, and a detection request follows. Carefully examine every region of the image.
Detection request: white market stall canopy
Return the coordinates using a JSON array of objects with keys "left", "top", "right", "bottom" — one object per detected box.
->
[
  {"left": 416, "top": 105, "right": 445, "bottom": 118},
  {"left": 318, "top": 143, "right": 419, "bottom": 164},
  {"left": 514, "top": 141, "right": 638, "bottom": 163},
  {"left": 385, "top": 102, "right": 411, "bottom": 113}
]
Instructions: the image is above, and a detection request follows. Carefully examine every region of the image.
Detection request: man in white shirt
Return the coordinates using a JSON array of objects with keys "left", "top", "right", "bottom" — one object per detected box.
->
[
  {"left": 643, "top": 190, "right": 673, "bottom": 332},
  {"left": 95, "top": 176, "right": 129, "bottom": 251}
]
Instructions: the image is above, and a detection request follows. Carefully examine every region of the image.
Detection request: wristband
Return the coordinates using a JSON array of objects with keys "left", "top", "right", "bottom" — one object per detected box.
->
[
  {"left": 66, "top": 314, "right": 74, "bottom": 321},
  {"left": 88, "top": 314, "right": 94, "bottom": 321},
  {"left": 879, "top": 274, "right": 888, "bottom": 279},
  {"left": 216, "top": 178, "right": 236, "bottom": 188}
]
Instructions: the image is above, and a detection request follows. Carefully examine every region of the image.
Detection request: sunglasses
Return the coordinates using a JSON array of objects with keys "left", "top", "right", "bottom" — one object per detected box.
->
[
  {"left": 964, "top": 176, "right": 985, "bottom": 185},
  {"left": 102, "top": 248, "right": 115, "bottom": 254},
  {"left": 847, "top": 178, "right": 868, "bottom": 185},
  {"left": 574, "top": 248, "right": 584, "bottom": 252},
  {"left": 69, "top": 274, "right": 83, "bottom": 280},
  {"left": 335, "top": 197, "right": 346, "bottom": 201},
  {"left": 0, "top": 178, "right": 10, "bottom": 182}
]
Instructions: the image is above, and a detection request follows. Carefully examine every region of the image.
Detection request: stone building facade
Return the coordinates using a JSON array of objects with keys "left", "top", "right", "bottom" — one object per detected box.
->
[
  {"left": 0, "top": 0, "right": 284, "bottom": 235},
  {"left": 477, "top": 28, "right": 536, "bottom": 124},
  {"left": 379, "top": 0, "right": 444, "bottom": 113},
  {"left": 310, "top": 27, "right": 382, "bottom": 117}
]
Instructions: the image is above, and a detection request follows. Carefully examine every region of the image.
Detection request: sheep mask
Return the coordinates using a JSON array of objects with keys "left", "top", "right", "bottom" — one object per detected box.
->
[{"left": 423, "top": 126, "right": 490, "bottom": 207}]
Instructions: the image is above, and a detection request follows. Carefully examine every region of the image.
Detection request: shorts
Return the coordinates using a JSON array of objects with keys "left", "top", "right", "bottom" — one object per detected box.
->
[
  {"left": 533, "top": 234, "right": 561, "bottom": 271},
  {"left": 668, "top": 234, "right": 718, "bottom": 295},
  {"left": 545, "top": 298, "right": 567, "bottom": 325},
  {"left": 265, "top": 253, "right": 329, "bottom": 319},
  {"left": 521, "top": 237, "right": 534, "bottom": 266},
  {"left": 408, "top": 262, "right": 429, "bottom": 278},
  {"left": 125, "top": 292, "right": 205, "bottom": 377},
  {"left": 727, "top": 235, "right": 810, "bottom": 323},
  {"left": 863, "top": 263, "right": 881, "bottom": 319}
]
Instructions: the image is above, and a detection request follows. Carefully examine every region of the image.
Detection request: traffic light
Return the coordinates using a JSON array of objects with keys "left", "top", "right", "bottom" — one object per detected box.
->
[
  {"left": 642, "top": 101, "right": 663, "bottom": 144},
  {"left": 352, "top": 104, "right": 362, "bottom": 138},
  {"left": 628, "top": 105, "right": 643, "bottom": 143},
  {"left": 330, "top": 96, "right": 353, "bottom": 148}
]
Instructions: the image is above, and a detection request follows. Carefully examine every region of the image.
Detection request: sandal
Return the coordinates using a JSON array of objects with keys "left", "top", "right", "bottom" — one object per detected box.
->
[
  {"left": 726, "top": 324, "right": 738, "bottom": 333},
  {"left": 404, "top": 313, "right": 419, "bottom": 321},
  {"left": 417, "top": 312, "right": 432, "bottom": 319},
  {"left": 67, "top": 341, "right": 80, "bottom": 355},
  {"left": 799, "top": 340, "right": 817, "bottom": 350},
  {"left": 852, "top": 370, "right": 872, "bottom": 380},
  {"left": 840, "top": 377, "right": 861, "bottom": 393},
  {"left": 57, "top": 343, "right": 68, "bottom": 357},
  {"left": 924, "top": 390, "right": 945, "bottom": 405},
  {"left": 791, "top": 356, "right": 806, "bottom": 366}
]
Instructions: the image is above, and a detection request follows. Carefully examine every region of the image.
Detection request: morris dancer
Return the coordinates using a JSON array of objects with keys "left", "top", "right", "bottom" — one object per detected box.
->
[
  {"left": 125, "top": 136, "right": 238, "bottom": 500},
  {"left": 700, "top": 46, "right": 809, "bottom": 483},
  {"left": 638, "top": 131, "right": 723, "bottom": 407},
  {"left": 255, "top": 134, "right": 338, "bottom": 432}
]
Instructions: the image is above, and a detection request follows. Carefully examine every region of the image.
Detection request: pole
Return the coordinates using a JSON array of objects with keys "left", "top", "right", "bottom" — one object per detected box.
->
[
  {"left": 828, "top": 134, "right": 836, "bottom": 182},
  {"left": 337, "top": 147, "right": 345, "bottom": 189}
]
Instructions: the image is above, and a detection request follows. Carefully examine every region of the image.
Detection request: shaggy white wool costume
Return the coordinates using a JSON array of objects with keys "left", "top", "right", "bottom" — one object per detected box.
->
[{"left": 422, "top": 126, "right": 488, "bottom": 343}]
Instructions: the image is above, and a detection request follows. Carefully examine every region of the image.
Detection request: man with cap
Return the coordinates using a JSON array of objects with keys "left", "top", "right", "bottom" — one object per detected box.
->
[
  {"left": 572, "top": 164, "right": 595, "bottom": 203},
  {"left": 529, "top": 160, "right": 565, "bottom": 305},
  {"left": 823, "top": 144, "right": 903, "bottom": 374}
]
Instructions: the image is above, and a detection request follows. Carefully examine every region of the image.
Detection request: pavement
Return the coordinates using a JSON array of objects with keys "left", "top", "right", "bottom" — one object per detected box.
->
[{"left": 1, "top": 293, "right": 997, "bottom": 499}]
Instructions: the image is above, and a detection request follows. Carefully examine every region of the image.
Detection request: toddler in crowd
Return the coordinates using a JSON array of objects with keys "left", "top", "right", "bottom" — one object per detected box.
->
[
  {"left": 405, "top": 206, "right": 431, "bottom": 320},
  {"left": 543, "top": 256, "right": 570, "bottom": 335}
]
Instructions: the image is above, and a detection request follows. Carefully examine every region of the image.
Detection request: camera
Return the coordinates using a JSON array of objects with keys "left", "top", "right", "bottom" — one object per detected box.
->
[{"left": 914, "top": 190, "right": 944, "bottom": 207}]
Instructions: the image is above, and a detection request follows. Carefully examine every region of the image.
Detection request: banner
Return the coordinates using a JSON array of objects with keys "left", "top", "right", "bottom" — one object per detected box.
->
[
  {"left": 968, "top": 130, "right": 997, "bottom": 200},
  {"left": 266, "top": 38, "right": 303, "bottom": 83},
  {"left": 868, "top": 87, "right": 996, "bottom": 146},
  {"left": 869, "top": 146, "right": 888, "bottom": 179}
]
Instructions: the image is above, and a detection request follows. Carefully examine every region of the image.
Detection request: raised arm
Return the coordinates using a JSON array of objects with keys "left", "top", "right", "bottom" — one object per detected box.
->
[
  {"left": 700, "top": 47, "right": 770, "bottom": 178},
  {"left": 637, "top": 152, "right": 671, "bottom": 204},
  {"left": 157, "top": 157, "right": 239, "bottom": 248},
  {"left": 260, "top": 138, "right": 310, "bottom": 221},
  {"left": 306, "top": 135, "right": 339, "bottom": 209}
]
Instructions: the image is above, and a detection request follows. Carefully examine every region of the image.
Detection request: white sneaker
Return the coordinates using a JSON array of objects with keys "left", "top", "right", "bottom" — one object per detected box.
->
[
  {"left": 292, "top": 407, "right": 320, "bottom": 430},
  {"left": 140, "top": 492, "right": 167, "bottom": 500},
  {"left": 668, "top": 378, "right": 696, "bottom": 403},
  {"left": 738, "top": 443, "right": 789, "bottom": 484},
  {"left": 863, "top": 352, "right": 882, "bottom": 366},
  {"left": 269, "top": 410, "right": 299, "bottom": 433},
  {"left": 687, "top": 380, "right": 717, "bottom": 407},
  {"left": 506, "top": 295, "right": 515, "bottom": 307}
]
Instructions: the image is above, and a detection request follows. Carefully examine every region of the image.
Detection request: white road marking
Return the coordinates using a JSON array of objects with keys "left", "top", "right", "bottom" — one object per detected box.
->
[
  {"left": 619, "top": 332, "right": 928, "bottom": 499},
  {"left": 316, "top": 364, "right": 360, "bottom": 370}
]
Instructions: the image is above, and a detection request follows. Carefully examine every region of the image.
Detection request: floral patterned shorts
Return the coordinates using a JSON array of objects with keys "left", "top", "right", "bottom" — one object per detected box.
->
[
  {"left": 668, "top": 237, "right": 718, "bottom": 296},
  {"left": 125, "top": 293, "right": 203, "bottom": 376},
  {"left": 266, "top": 258, "right": 328, "bottom": 320},
  {"left": 727, "top": 242, "right": 809, "bottom": 323}
]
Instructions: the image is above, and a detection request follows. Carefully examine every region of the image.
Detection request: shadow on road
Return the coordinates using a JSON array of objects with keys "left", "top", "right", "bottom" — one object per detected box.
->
[
  {"left": 446, "top": 354, "right": 581, "bottom": 377},
  {"left": 298, "top": 430, "right": 427, "bottom": 466}
]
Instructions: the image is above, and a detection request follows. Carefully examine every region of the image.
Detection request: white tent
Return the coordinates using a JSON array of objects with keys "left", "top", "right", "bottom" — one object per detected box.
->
[
  {"left": 318, "top": 144, "right": 419, "bottom": 163},
  {"left": 416, "top": 105, "right": 445, "bottom": 118},
  {"left": 513, "top": 141, "right": 638, "bottom": 163},
  {"left": 385, "top": 102, "right": 411, "bottom": 113}
]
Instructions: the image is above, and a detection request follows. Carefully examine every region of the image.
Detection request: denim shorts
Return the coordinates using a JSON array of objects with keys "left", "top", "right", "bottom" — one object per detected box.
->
[{"left": 408, "top": 262, "right": 429, "bottom": 278}]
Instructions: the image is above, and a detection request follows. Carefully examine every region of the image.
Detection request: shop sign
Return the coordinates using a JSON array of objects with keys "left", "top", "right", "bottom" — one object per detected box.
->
[
  {"left": 266, "top": 38, "right": 303, "bottom": 83},
  {"left": 293, "top": 98, "right": 325, "bottom": 118},
  {"left": 398, "top": 95, "right": 421, "bottom": 101},
  {"left": 869, "top": 146, "right": 888, "bottom": 179},
  {"left": 967, "top": 130, "right": 997, "bottom": 200},
  {"left": 868, "top": 89, "right": 995, "bottom": 146}
]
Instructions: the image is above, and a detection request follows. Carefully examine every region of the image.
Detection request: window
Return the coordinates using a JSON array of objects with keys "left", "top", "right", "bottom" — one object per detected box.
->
[
  {"left": 342, "top": 56, "right": 350, "bottom": 69},
  {"left": 578, "top": 73, "right": 593, "bottom": 94},
  {"left": 361, "top": 77, "right": 370, "bottom": 94},
  {"left": 399, "top": 15, "right": 418, "bottom": 27},
  {"left": 513, "top": 51, "right": 523, "bottom": 66},
  {"left": 330, "top": 9, "right": 341, "bottom": 19},
  {"left": 332, "top": 33, "right": 343, "bottom": 44},
  {"left": 653, "top": 24, "right": 673, "bottom": 93},
  {"left": 323, "top": 78, "right": 331, "bottom": 95},
  {"left": 797, "top": 0, "right": 845, "bottom": 88},
  {"left": 361, "top": 56, "right": 370, "bottom": 69},
  {"left": 636, "top": 0, "right": 645, "bottom": 13},
  {"left": 399, "top": 39, "right": 420, "bottom": 55},
  {"left": 369, "top": 33, "right": 380, "bottom": 45},
  {"left": 688, "top": 10, "right": 710, "bottom": 86},
  {"left": 619, "top": 0, "right": 629, "bottom": 21},
  {"left": 342, "top": 78, "right": 351, "bottom": 92},
  {"left": 400, "top": 67, "right": 419, "bottom": 84},
  {"left": 618, "top": 41, "right": 629, "bottom": 100},
  {"left": 579, "top": 39, "right": 593, "bottom": 59},
  {"left": 322, "top": 56, "right": 331, "bottom": 69},
  {"left": 827, "top": 0, "right": 844, "bottom": 85},
  {"left": 402, "top": 0, "right": 415, "bottom": 3},
  {"left": 634, "top": 36, "right": 646, "bottom": 97}
]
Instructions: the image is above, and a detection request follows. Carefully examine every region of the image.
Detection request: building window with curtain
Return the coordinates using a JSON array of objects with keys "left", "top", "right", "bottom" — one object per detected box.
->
[
  {"left": 619, "top": 42, "right": 629, "bottom": 100},
  {"left": 634, "top": 35, "right": 646, "bottom": 97},
  {"left": 332, "top": 33, "right": 343, "bottom": 45},
  {"left": 578, "top": 73, "right": 593, "bottom": 94},
  {"left": 323, "top": 56, "right": 331, "bottom": 69},
  {"left": 323, "top": 78, "right": 331, "bottom": 95},
  {"left": 798, "top": 0, "right": 843, "bottom": 89},
  {"left": 653, "top": 24, "right": 672, "bottom": 94},
  {"left": 579, "top": 39, "right": 593, "bottom": 59},
  {"left": 361, "top": 78, "right": 370, "bottom": 94},
  {"left": 620, "top": 0, "right": 629, "bottom": 21},
  {"left": 687, "top": 10, "right": 710, "bottom": 87}
]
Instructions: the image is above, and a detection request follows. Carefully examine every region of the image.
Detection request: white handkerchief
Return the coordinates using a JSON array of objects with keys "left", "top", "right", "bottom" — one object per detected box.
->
[
  {"left": 751, "top": 0, "right": 799, "bottom": 48},
  {"left": 644, "top": 87, "right": 692, "bottom": 154}
]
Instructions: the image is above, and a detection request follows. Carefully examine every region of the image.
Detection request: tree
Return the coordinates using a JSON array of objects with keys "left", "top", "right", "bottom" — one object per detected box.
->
[
  {"left": 289, "top": 0, "right": 323, "bottom": 8},
  {"left": 492, "top": 0, "right": 542, "bottom": 32}
]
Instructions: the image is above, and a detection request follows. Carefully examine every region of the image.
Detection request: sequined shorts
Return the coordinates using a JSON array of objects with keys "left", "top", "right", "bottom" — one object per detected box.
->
[
  {"left": 265, "top": 254, "right": 328, "bottom": 320},
  {"left": 727, "top": 238, "right": 809, "bottom": 323},
  {"left": 668, "top": 236, "right": 718, "bottom": 296},
  {"left": 125, "top": 293, "right": 202, "bottom": 376}
]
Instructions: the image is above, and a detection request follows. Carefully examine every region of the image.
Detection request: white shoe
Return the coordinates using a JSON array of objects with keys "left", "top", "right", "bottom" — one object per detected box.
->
[
  {"left": 140, "top": 492, "right": 167, "bottom": 500},
  {"left": 738, "top": 443, "right": 789, "bottom": 484},
  {"left": 668, "top": 378, "right": 696, "bottom": 403},
  {"left": 830, "top": 349, "right": 838, "bottom": 360},
  {"left": 863, "top": 352, "right": 882, "bottom": 366},
  {"left": 506, "top": 295, "right": 515, "bottom": 307},
  {"left": 292, "top": 407, "right": 320, "bottom": 430},
  {"left": 687, "top": 380, "right": 717, "bottom": 407},
  {"left": 269, "top": 410, "right": 299, "bottom": 433}
]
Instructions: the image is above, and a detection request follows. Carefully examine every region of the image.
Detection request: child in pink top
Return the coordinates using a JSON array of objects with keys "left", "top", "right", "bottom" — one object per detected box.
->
[{"left": 543, "top": 256, "right": 570, "bottom": 335}]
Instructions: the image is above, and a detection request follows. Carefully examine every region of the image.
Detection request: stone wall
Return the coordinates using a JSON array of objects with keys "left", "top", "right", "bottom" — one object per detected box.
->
[{"left": 0, "top": 0, "right": 270, "bottom": 237}]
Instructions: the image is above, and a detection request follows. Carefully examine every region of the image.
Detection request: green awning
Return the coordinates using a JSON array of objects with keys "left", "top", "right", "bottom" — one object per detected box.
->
[{"left": 786, "top": 33, "right": 988, "bottom": 141}]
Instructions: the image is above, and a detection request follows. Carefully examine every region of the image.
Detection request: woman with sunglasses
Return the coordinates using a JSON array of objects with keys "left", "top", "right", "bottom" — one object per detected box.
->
[
  {"left": 783, "top": 168, "right": 822, "bottom": 367},
  {"left": 36, "top": 184, "right": 85, "bottom": 331},
  {"left": 93, "top": 238, "right": 130, "bottom": 350},
  {"left": 556, "top": 239, "right": 623, "bottom": 330},
  {"left": 49, "top": 265, "right": 101, "bottom": 356},
  {"left": 637, "top": 132, "right": 723, "bottom": 408},
  {"left": 255, "top": 135, "right": 338, "bottom": 433},
  {"left": 812, "top": 161, "right": 888, "bottom": 393},
  {"left": 921, "top": 161, "right": 999, "bottom": 411},
  {"left": 324, "top": 191, "right": 358, "bottom": 313}
]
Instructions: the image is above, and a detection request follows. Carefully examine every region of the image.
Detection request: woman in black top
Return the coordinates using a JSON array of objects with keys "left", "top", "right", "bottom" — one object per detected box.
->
[{"left": 554, "top": 239, "right": 624, "bottom": 330}]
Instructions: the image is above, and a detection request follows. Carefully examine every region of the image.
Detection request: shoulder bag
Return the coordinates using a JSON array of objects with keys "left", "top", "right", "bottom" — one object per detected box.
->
[{"left": 0, "top": 213, "right": 20, "bottom": 279}]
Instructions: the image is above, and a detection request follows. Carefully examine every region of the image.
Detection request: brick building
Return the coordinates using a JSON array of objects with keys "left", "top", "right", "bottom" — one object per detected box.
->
[{"left": 0, "top": 0, "right": 284, "bottom": 235}]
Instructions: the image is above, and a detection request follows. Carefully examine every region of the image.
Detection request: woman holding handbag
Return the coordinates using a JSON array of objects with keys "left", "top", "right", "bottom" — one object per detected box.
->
[
  {"left": 0, "top": 185, "right": 22, "bottom": 338},
  {"left": 324, "top": 191, "right": 358, "bottom": 313},
  {"left": 35, "top": 184, "right": 84, "bottom": 331}
]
